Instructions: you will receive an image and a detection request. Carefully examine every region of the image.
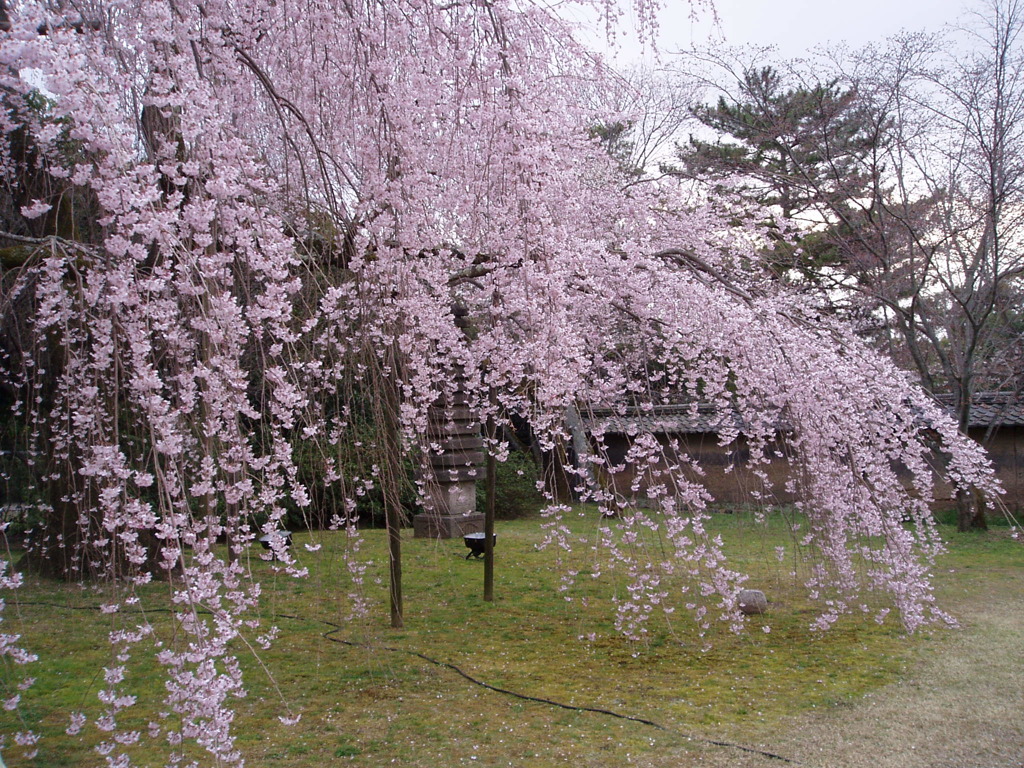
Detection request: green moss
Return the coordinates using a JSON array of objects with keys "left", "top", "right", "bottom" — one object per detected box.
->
[{"left": 1, "top": 513, "right": 1017, "bottom": 766}]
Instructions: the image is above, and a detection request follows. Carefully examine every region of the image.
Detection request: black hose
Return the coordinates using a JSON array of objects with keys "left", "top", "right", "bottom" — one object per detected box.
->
[{"left": 15, "top": 601, "right": 798, "bottom": 763}]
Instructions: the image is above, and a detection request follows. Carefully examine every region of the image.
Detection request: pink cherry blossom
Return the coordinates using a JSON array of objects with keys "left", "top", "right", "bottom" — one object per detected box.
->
[{"left": 0, "top": 0, "right": 1005, "bottom": 763}]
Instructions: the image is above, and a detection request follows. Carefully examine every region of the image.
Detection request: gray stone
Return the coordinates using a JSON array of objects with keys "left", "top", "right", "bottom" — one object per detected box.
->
[
  {"left": 413, "top": 512, "right": 484, "bottom": 539},
  {"left": 737, "top": 589, "right": 768, "bottom": 615}
]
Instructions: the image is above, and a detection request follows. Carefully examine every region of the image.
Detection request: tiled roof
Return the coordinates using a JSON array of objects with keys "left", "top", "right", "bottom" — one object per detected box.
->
[
  {"left": 933, "top": 392, "right": 1024, "bottom": 428},
  {"left": 583, "top": 392, "right": 1024, "bottom": 436},
  {"left": 583, "top": 404, "right": 764, "bottom": 435}
]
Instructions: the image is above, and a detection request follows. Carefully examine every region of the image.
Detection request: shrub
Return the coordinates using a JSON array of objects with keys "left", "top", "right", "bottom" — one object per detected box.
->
[{"left": 480, "top": 450, "right": 544, "bottom": 519}]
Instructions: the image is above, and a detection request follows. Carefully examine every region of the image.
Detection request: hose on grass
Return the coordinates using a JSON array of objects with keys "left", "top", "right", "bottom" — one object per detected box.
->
[
  {"left": 313, "top": 618, "right": 797, "bottom": 763},
  {"left": 16, "top": 601, "right": 798, "bottom": 764}
]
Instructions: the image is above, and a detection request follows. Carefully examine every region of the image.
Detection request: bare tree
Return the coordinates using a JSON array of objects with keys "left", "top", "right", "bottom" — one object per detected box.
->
[
  {"left": 678, "top": 1, "right": 1024, "bottom": 530},
  {"left": 588, "top": 64, "right": 703, "bottom": 181}
]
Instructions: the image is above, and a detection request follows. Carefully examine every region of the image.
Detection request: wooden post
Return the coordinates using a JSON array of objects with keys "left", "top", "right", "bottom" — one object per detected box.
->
[
  {"left": 380, "top": 348, "right": 404, "bottom": 629},
  {"left": 484, "top": 396, "right": 496, "bottom": 602}
]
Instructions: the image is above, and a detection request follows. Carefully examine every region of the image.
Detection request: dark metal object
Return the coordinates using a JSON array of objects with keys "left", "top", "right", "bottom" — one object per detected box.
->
[{"left": 463, "top": 532, "right": 496, "bottom": 559}]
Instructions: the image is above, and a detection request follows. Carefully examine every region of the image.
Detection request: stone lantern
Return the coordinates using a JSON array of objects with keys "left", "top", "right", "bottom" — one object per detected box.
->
[{"left": 413, "top": 307, "right": 485, "bottom": 538}]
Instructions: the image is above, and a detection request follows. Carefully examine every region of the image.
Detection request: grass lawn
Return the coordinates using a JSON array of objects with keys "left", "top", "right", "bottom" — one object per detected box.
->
[{"left": 1, "top": 509, "right": 1020, "bottom": 767}]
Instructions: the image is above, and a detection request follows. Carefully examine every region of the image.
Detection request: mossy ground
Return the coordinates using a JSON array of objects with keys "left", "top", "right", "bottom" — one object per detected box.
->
[{"left": 1, "top": 510, "right": 1019, "bottom": 767}]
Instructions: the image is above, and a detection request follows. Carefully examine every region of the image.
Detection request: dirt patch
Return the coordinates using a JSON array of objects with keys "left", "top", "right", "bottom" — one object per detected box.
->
[{"left": 656, "top": 574, "right": 1024, "bottom": 768}]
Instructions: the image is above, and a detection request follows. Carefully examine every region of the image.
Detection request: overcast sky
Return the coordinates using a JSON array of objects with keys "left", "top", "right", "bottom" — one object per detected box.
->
[{"left": 606, "top": 0, "right": 976, "bottom": 62}]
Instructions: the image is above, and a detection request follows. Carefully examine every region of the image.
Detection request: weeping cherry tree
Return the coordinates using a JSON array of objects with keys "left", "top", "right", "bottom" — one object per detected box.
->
[{"left": 0, "top": 0, "right": 1002, "bottom": 763}]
